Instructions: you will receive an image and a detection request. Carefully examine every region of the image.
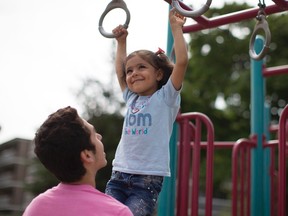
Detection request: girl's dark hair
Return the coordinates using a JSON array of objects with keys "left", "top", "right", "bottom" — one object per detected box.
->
[
  {"left": 124, "top": 50, "right": 174, "bottom": 89},
  {"left": 34, "top": 106, "right": 95, "bottom": 183}
]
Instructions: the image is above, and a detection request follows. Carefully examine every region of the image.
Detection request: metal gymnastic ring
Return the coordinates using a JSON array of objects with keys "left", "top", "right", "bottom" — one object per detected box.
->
[
  {"left": 249, "top": 14, "right": 271, "bottom": 60},
  {"left": 98, "top": 0, "right": 130, "bottom": 38},
  {"left": 172, "top": 0, "right": 212, "bottom": 18}
]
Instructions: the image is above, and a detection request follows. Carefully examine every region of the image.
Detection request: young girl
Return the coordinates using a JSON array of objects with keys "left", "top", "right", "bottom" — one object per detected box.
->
[{"left": 105, "top": 8, "right": 188, "bottom": 216}]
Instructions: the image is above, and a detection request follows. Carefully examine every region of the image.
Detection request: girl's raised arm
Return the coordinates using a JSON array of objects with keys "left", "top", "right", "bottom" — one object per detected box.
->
[
  {"left": 113, "top": 25, "right": 128, "bottom": 92},
  {"left": 169, "top": 8, "right": 188, "bottom": 91}
]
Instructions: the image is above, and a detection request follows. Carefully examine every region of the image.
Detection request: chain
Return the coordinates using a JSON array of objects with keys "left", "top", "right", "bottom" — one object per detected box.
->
[
  {"left": 256, "top": 0, "right": 267, "bottom": 20},
  {"left": 258, "top": 0, "right": 266, "bottom": 9}
]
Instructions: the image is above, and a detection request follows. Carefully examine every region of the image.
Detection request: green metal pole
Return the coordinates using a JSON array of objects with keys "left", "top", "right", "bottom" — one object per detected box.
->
[
  {"left": 157, "top": 5, "right": 178, "bottom": 216},
  {"left": 157, "top": 124, "right": 178, "bottom": 215},
  {"left": 250, "top": 35, "right": 271, "bottom": 216}
]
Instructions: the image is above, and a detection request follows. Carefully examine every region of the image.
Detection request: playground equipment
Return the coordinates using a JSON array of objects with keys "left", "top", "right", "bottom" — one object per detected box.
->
[
  {"left": 171, "top": 0, "right": 212, "bottom": 17},
  {"left": 159, "top": 36, "right": 288, "bottom": 216},
  {"left": 98, "top": 0, "right": 130, "bottom": 38},
  {"left": 99, "top": 0, "right": 288, "bottom": 215},
  {"left": 249, "top": 3, "right": 271, "bottom": 60},
  {"left": 175, "top": 113, "right": 215, "bottom": 216},
  {"left": 159, "top": 1, "right": 288, "bottom": 216}
]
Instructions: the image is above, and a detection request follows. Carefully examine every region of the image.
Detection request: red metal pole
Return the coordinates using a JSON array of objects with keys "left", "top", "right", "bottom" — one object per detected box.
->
[
  {"left": 177, "top": 118, "right": 191, "bottom": 216},
  {"left": 240, "top": 148, "right": 245, "bottom": 216},
  {"left": 232, "top": 140, "right": 241, "bottom": 216},
  {"left": 270, "top": 147, "right": 276, "bottom": 216},
  {"left": 202, "top": 114, "right": 214, "bottom": 216},
  {"left": 191, "top": 118, "right": 201, "bottom": 216},
  {"left": 246, "top": 144, "right": 252, "bottom": 216},
  {"left": 178, "top": 112, "right": 214, "bottom": 216},
  {"left": 232, "top": 138, "right": 256, "bottom": 216},
  {"left": 278, "top": 105, "right": 288, "bottom": 216},
  {"left": 182, "top": 3, "right": 288, "bottom": 33},
  {"left": 263, "top": 138, "right": 279, "bottom": 216},
  {"left": 273, "top": 0, "right": 288, "bottom": 8},
  {"left": 263, "top": 65, "right": 288, "bottom": 77}
]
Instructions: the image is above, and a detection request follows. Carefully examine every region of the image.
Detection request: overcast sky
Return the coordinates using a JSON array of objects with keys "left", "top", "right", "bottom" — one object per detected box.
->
[{"left": 0, "top": 0, "right": 273, "bottom": 143}]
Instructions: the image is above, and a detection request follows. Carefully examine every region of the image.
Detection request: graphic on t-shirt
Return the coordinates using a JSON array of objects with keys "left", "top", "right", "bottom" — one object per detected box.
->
[{"left": 125, "top": 97, "right": 151, "bottom": 135}]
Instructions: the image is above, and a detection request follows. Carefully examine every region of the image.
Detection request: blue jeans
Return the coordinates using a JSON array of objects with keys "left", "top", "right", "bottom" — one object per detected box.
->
[{"left": 105, "top": 171, "right": 164, "bottom": 216}]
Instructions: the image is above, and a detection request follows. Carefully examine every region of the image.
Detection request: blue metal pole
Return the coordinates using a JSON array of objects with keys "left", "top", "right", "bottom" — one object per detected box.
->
[
  {"left": 157, "top": 5, "right": 178, "bottom": 216},
  {"left": 157, "top": 124, "right": 178, "bottom": 215},
  {"left": 250, "top": 35, "right": 271, "bottom": 216}
]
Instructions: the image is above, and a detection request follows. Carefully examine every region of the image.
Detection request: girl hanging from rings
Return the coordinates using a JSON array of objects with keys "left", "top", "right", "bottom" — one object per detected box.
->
[{"left": 105, "top": 7, "right": 188, "bottom": 216}]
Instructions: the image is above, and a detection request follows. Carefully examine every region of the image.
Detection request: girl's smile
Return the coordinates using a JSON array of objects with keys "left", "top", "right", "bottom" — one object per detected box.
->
[{"left": 125, "top": 55, "right": 163, "bottom": 96}]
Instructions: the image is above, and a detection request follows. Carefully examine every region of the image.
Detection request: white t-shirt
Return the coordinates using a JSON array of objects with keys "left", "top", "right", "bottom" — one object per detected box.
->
[{"left": 112, "top": 79, "right": 180, "bottom": 176}]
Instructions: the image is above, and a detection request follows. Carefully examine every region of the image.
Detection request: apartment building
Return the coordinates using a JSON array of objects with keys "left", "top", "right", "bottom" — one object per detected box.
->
[{"left": 0, "top": 138, "right": 34, "bottom": 216}]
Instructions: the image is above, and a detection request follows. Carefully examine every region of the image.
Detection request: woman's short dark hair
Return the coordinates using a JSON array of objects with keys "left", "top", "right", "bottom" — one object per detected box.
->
[{"left": 34, "top": 106, "right": 95, "bottom": 183}]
